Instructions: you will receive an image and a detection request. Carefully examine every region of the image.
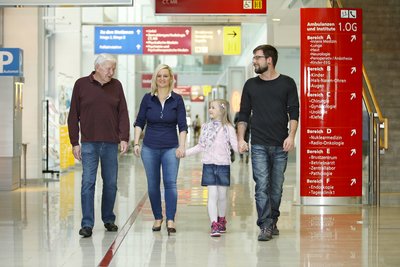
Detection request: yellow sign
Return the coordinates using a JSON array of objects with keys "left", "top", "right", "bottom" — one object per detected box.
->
[
  {"left": 253, "top": 0, "right": 263, "bottom": 9},
  {"left": 223, "top": 26, "right": 241, "bottom": 55},
  {"left": 202, "top": 85, "right": 212, "bottom": 96},
  {"left": 59, "top": 125, "right": 75, "bottom": 170}
]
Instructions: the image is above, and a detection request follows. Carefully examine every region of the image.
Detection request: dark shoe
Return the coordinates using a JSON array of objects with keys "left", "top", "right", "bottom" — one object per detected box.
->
[
  {"left": 104, "top": 223, "right": 118, "bottom": 232},
  {"left": 167, "top": 220, "right": 176, "bottom": 236},
  {"left": 272, "top": 224, "right": 280, "bottom": 235},
  {"left": 210, "top": 221, "right": 221, "bottom": 237},
  {"left": 152, "top": 219, "right": 163, "bottom": 231},
  {"left": 258, "top": 227, "right": 273, "bottom": 241},
  {"left": 217, "top": 216, "right": 227, "bottom": 233},
  {"left": 79, "top": 227, "right": 92, "bottom": 238}
]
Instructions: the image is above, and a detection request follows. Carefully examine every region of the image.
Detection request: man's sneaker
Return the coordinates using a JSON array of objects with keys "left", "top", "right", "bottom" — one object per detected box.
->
[
  {"left": 79, "top": 227, "right": 92, "bottom": 238},
  {"left": 210, "top": 221, "right": 221, "bottom": 237},
  {"left": 104, "top": 223, "right": 118, "bottom": 232},
  {"left": 272, "top": 224, "right": 280, "bottom": 235},
  {"left": 217, "top": 217, "right": 227, "bottom": 233},
  {"left": 258, "top": 227, "right": 273, "bottom": 241}
]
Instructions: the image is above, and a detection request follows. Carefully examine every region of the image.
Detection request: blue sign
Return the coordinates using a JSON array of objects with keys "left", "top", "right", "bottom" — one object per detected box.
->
[
  {"left": 95, "top": 26, "right": 143, "bottom": 54},
  {"left": 0, "top": 48, "right": 23, "bottom": 76}
]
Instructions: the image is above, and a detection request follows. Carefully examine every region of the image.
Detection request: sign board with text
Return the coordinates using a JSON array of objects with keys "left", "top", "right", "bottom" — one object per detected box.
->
[
  {"left": 0, "top": 0, "right": 132, "bottom": 6},
  {"left": 174, "top": 85, "right": 191, "bottom": 96},
  {"left": 300, "top": 8, "right": 363, "bottom": 204},
  {"left": 0, "top": 48, "right": 23, "bottom": 76},
  {"left": 94, "top": 26, "right": 240, "bottom": 55},
  {"left": 192, "top": 26, "right": 224, "bottom": 55},
  {"left": 143, "top": 27, "right": 191, "bottom": 55},
  {"left": 95, "top": 27, "right": 143, "bottom": 54},
  {"left": 155, "top": 0, "right": 266, "bottom": 15}
]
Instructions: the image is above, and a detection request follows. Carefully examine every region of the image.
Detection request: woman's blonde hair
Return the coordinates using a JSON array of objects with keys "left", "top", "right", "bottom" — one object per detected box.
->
[
  {"left": 210, "top": 99, "right": 232, "bottom": 125},
  {"left": 150, "top": 64, "right": 175, "bottom": 95}
]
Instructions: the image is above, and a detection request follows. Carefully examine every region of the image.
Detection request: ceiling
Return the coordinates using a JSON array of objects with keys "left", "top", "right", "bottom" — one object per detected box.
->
[{"left": 163, "top": 0, "right": 328, "bottom": 26}]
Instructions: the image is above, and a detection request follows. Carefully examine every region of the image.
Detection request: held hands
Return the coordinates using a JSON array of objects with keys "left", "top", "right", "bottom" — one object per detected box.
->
[
  {"left": 238, "top": 140, "right": 249, "bottom": 154},
  {"left": 176, "top": 146, "right": 185, "bottom": 158}
]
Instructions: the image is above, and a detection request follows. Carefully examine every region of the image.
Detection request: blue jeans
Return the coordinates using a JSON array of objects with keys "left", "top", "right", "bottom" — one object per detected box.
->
[
  {"left": 141, "top": 145, "right": 180, "bottom": 221},
  {"left": 251, "top": 144, "right": 288, "bottom": 229},
  {"left": 201, "top": 164, "right": 230, "bottom": 186},
  {"left": 81, "top": 142, "right": 118, "bottom": 228}
]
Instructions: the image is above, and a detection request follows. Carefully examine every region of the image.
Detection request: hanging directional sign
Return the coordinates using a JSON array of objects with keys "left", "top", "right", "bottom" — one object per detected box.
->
[
  {"left": 223, "top": 26, "right": 241, "bottom": 55},
  {"left": 0, "top": 0, "right": 133, "bottom": 6},
  {"left": 95, "top": 26, "right": 143, "bottom": 54},
  {"left": 94, "top": 25, "right": 240, "bottom": 55},
  {"left": 143, "top": 26, "right": 191, "bottom": 55},
  {"left": 192, "top": 26, "right": 224, "bottom": 55},
  {"left": 155, "top": 0, "right": 267, "bottom": 15}
]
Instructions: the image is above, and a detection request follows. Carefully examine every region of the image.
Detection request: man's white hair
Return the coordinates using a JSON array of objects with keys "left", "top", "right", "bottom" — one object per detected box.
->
[{"left": 94, "top": 53, "right": 116, "bottom": 68}]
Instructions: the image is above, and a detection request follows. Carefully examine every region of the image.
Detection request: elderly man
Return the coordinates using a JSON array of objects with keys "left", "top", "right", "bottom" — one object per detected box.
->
[{"left": 68, "top": 54, "right": 130, "bottom": 238}]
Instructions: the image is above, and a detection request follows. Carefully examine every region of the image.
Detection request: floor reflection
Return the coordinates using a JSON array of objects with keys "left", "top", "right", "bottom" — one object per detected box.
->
[
  {"left": 300, "top": 207, "right": 363, "bottom": 266},
  {"left": 0, "top": 154, "right": 400, "bottom": 266},
  {"left": 147, "top": 235, "right": 177, "bottom": 266}
]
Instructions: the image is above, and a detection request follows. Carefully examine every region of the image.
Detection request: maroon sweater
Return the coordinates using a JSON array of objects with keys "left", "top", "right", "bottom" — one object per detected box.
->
[{"left": 67, "top": 72, "right": 130, "bottom": 146}]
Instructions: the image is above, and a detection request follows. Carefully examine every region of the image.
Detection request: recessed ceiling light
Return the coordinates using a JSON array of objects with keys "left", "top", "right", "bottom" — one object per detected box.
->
[{"left": 272, "top": 18, "right": 281, "bottom": 22}]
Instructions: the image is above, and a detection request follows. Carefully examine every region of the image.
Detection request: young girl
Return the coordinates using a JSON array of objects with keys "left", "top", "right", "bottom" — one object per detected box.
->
[{"left": 185, "top": 99, "right": 238, "bottom": 237}]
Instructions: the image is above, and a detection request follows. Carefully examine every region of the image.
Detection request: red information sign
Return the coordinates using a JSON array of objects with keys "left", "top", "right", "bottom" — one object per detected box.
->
[
  {"left": 143, "top": 27, "right": 191, "bottom": 55},
  {"left": 141, "top": 74, "right": 152, "bottom": 89},
  {"left": 300, "top": 8, "right": 363, "bottom": 201},
  {"left": 174, "top": 85, "right": 191, "bottom": 96},
  {"left": 155, "top": 0, "right": 267, "bottom": 15},
  {"left": 141, "top": 73, "right": 178, "bottom": 89}
]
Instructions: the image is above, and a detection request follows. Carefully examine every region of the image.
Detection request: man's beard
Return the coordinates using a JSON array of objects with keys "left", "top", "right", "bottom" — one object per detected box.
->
[{"left": 254, "top": 64, "right": 268, "bottom": 74}]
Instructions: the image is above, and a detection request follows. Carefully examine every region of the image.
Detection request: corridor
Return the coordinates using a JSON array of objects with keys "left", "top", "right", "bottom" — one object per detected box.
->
[{"left": 1, "top": 148, "right": 400, "bottom": 266}]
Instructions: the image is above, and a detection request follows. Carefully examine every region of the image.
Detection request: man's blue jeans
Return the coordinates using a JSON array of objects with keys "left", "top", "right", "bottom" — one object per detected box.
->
[
  {"left": 251, "top": 144, "right": 288, "bottom": 229},
  {"left": 81, "top": 142, "right": 118, "bottom": 228},
  {"left": 141, "top": 145, "right": 180, "bottom": 221}
]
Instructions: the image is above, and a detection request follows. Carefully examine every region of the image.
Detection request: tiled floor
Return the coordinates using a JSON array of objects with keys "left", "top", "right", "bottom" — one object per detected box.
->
[{"left": 1, "top": 147, "right": 400, "bottom": 267}]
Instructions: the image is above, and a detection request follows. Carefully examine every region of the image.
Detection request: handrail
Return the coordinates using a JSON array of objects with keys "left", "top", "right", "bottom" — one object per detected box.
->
[
  {"left": 329, "top": 0, "right": 343, "bottom": 8},
  {"left": 362, "top": 66, "right": 389, "bottom": 149},
  {"left": 363, "top": 65, "right": 389, "bottom": 149},
  {"left": 329, "top": 0, "right": 389, "bottom": 150}
]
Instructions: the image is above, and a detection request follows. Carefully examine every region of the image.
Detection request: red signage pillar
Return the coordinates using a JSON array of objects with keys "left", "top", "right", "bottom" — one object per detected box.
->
[{"left": 300, "top": 8, "right": 363, "bottom": 204}]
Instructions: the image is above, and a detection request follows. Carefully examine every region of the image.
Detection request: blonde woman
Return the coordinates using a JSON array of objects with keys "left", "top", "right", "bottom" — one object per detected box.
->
[{"left": 133, "top": 64, "right": 188, "bottom": 235}]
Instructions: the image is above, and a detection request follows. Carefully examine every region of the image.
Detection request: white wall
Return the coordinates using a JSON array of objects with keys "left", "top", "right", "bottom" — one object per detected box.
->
[
  {"left": 273, "top": 25, "right": 300, "bottom": 47},
  {"left": 1, "top": 5, "right": 302, "bottom": 181},
  {"left": 54, "top": 7, "right": 81, "bottom": 82},
  {"left": 4, "top": 8, "right": 42, "bottom": 179},
  {"left": 54, "top": 7, "right": 81, "bottom": 122}
]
